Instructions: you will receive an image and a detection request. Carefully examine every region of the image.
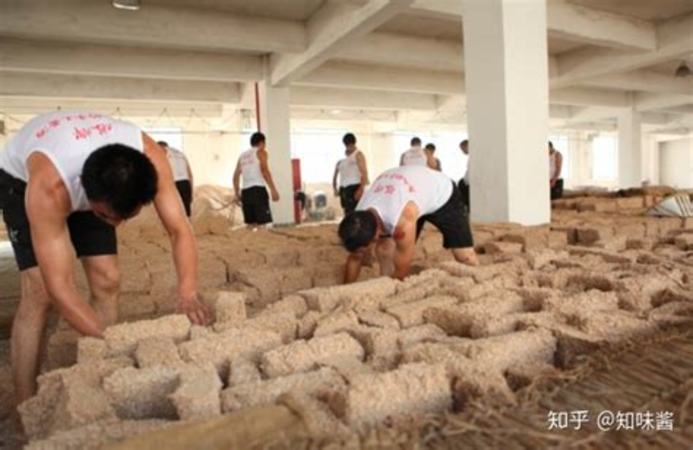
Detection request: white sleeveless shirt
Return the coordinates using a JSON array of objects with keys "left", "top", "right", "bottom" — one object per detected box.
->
[
  {"left": 337, "top": 151, "right": 362, "bottom": 187},
  {"left": 167, "top": 147, "right": 190, "bottom": 182},
  {"left": 238, "top": 147, "right": 265, "bottom": 189},
  {"left": 0, "top": 111, "right": 143, "bottom": 212},
  {"left": 400, "top": 147, "right": 427, "bottom": 167},
  {"left": 549, "top": 151, "right": 560, "bottom": 179},
  {"left": 357, "top": 166, "right": 453, "bottom": 234}
]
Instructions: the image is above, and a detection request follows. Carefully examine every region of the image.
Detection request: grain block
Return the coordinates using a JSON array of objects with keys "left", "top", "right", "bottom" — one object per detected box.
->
[
  {"left": 338, "top": 363, "right": 451, "bottom": 428},
  {"left": 178, "top": 327, "right": 281, "bottom": 375},
  {"left": 347, "top": 326, "right": 399, "bottom": 358},
  {"left": 576, "top": 227, "right": 613, "bottom": 245},
  {"left": 104, "top": 314, "right": 191, "bottom": 357},
  {"left": 214, "top": 291, "right": 247, "bottom": 325},
  {"left": 356, "top": 310, "right": 400, "bottom": 329},
  {"left": 313, "top": 310, "right": 359, "bottom": 337},
  {"left": 278, "top": 392, "right": 352, "bottom": 438},
  {"left": 484, "top": 241, "right": 523, "bottom": 255},
  {"left": 170, "top": 363, "right": 222, "bottom": 421},
  {"left": 260, "top": 332, "right": 364, "bottom": 378},
  {"left": 134, "top": 337, "right": 183, "bottom": 368},
  {"left": 227, "top": 357, "right": 262, "bottom": 387},
  {"left": 459, "top": 329, "right": 557, "bottom": 373},
  {"left": 297, "top": 310, "right": 322, "bottom": 339},
  {"left": 396, "top": 324, "right": 446, "bottom": 348},
  {"left": 76, "top": 337, "right": 107, "bottom": 363},
  {"left": 386, "top": 295, "right": 457, "bottom": 328},
  {"left": 299, "top": 277, "right": 399, "bottom": 313},
  {"left": 221, "top": 367, "right": 345, "bottom": 412},
  {"left": 261, "top": 295, "right": 308, "bottom": 318},
  {"left": 103, "top": 366, "right": 180, "bottom": 420},
  {"left": 240, "top": 311, "right": 298, "bottom": 343}
]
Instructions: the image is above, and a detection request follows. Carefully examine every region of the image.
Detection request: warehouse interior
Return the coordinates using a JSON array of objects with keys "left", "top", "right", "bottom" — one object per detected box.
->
[{"left": 0, "top": 0, "right": 693, "bottom": 448}]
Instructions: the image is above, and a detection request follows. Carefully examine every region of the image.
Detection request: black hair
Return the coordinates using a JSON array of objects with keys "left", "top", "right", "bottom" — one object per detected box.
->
[
  {"left": 343, "top": 132, "right": 357, "bottom": 146},
  {"left": 460, "top": 139, "right": 469, "bottom": 146},
  {"left": 156, "top": 141, "right": 168, "bottom": 147},
  {"left": 548, "top": 141, "right": 554, "bottom": 149},
  {"left": 82, "top": 144, "right": 158, "bottom": 219},
  {"left": 250, "top": 132, "right": 266, "bottom": 147},
  {"left": 425, "top": 143, "right": 436, "bottom": 151},
  {"left": 338, "top": 211, "right": 377, "bottom": 252},
  {"left": 410, "top": 137, "right": 422, "bottom": 147}
]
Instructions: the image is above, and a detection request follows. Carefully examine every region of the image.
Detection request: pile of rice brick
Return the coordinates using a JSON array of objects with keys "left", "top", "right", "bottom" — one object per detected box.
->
[{"left": 20, "top": 240, "right": 693, "bottom": 449}]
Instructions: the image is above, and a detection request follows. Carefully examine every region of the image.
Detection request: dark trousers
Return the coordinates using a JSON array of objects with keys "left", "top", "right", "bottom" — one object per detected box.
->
[
  {"left": 550, "top": 179, "right": 564, "bottom": 200},
  {"left": 458, "top": 180, "right": 470, "bottom": 214}
]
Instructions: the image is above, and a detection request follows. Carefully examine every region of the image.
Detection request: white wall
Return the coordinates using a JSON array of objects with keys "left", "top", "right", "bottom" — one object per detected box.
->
[{"left": 659, "top": 137, "right": 693, "bottom": 189}]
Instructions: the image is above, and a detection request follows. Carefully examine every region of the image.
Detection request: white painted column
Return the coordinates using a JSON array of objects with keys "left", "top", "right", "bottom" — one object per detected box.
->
[
  {"left": 258, "top": 80, "right": 295, "bottom": 224},
  {"left": 617, "top": 109, "right": 643, "bottom": 188},
  {"left": 462, "top": 0, "right": 550, "bottom": 225}
]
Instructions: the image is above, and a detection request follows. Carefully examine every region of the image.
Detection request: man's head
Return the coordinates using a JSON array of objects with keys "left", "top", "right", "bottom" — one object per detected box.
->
[
  {"left": 156, "top": 140, "right": 170, "bottom": 154},
  {"left": 460, "top": 139, "right": 469, "bottom": 155},
  {"left": 425, "top": 143, "right": 436, "bottom": 154},
  {"left": 339, "top": 210, "right": 379, "bottom": 253},
  {"left": 343, "top": 132, "right": 357, "bottom": 150},
  {"left": 410, "top": 137, "right": 422, "bottom": 148},
  {"left": 82, "top": 144, "right": 158, "bottom": 226},
  {"left": 548, "top": 141, "right": 555, "bottom": 154},
  {"left": 251, "top": 132, "right": 266, "bottom": 150}
]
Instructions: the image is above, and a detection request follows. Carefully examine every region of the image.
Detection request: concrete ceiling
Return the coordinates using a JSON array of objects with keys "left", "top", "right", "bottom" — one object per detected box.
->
[{"left": 0, "top": 0, "right": 692, "bottom": 133}]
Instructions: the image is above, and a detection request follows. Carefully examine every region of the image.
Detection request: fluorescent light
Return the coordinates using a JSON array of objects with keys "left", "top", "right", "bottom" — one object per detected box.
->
[
  {"left": 113, "top": 0, "right": 140, "bottom": 11},
  {"left": 330, "top": 109, "right": 342, "bottom": 115}
]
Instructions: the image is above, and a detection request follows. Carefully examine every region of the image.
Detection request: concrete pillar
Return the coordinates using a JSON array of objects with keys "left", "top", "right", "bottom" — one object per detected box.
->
[
  {"left": 617, "top": 109, "right": 643, "bottom": 188},
  {"left": 258, "top": 80, "right": 295, "bottom": 224},
  {"left": 462, "top": 0, "right": 551, "bottom": 225}
]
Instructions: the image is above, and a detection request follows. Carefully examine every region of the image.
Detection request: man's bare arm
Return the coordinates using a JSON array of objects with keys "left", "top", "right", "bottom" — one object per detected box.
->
[
  {"left": 343, "top": 252, "right": 363, "bottom": 284},
  {"left": 332, "top": 163, "right": 340, "bottom": 196},
  {"left": 555, "top": 152, "right": 563, "bottom": 179},
  {"left": 258, "top": 149, "right": 279, "bottom": 201},
  {"left": 232, "top": 159, "right": 242, "bottom": 201},
  {"left": 392, "top": 218, "right": 417, "bottom": 280},
  {"left": 26, "top": 168, "right": 103, "bottom": 336},
  {"left": 355, "top": 152, "right": 369, "bottom": 200},
  {"left": 144, "top": 135, "right": 210, "bottom": 325}
]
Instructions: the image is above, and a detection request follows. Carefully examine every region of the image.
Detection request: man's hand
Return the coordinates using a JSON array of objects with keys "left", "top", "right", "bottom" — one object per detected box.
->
[
  {"left": 334, "top": 188, "right": 339, "bottom": 197},
  {"left": 271, "top": 188, "right": 280, "bottom": 202},
  {"left": 176, "top": 292, "right": 212, "bottom": 325},
  {"left": 233, "top": 195, "right": 242, "bottom": 206},
  {"left": 550, "top": 178, "right": 557, "bottom": 188}
]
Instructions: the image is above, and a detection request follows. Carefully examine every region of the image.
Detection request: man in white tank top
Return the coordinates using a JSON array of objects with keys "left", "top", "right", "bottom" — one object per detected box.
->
[
  {"left": 0, "top": 111, "right": 210, "bottom": 402},
  {"left": 338, "top": 165, "right": 478, "bottom": 283},
  {"left": 158, "top": 141, "right": 194, "bottom": 217},
  {"left": 332, "top": 132, "right": 369, "bottom": 215},
  {"left": 232, "top": 132, "right": 280, "bottom": 226},
  {"left": 400, "top": 137, "right": 437, "bottom": 169},
  {"left": 548, "top": 141, "right": 564, "bottom": 200}
]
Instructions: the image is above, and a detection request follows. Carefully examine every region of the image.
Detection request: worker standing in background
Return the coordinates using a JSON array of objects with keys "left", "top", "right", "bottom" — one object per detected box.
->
[
  {"left": 400, "top": 137, "right": 437, "bottom": 169},
  {"left": 333, "top": 132, "right": 369, "bottom": 215},
  {"left": 0, "top": 111, "right": 210, "bottom": 402},
  {"left": 158, "top": 141, "right": 193, "bottom": 217},
  {"left": 338, "top": 165, "right": 478, "bottom": 283},
  {"left": 233, "top": 132, "right": 280, "bottom": 227},
  {"left": 549, "top": 141, "right": 564, "bottom": 200},
  {"left": 424, "top": 143, "right": 442, "bottom": 171},
  {"left": 458, "top": 139, "right": 470, "bottom": 212}
]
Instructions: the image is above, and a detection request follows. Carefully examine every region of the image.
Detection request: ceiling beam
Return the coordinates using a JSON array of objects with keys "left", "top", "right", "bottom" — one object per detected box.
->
[
  {"left": 579, "top": 69, "right": 693, "bottom": 95},
  {"left": 550, "top": 87, "right": 631, "bottom": 108},
  {"left": 290, "top": 86, "right": 437, "bottom": 110},
  {"left": 298, "top": 61, "right": 464, "bottom": 94},
  {"left": 0, "top": 72, "right": 241, "bottom": 104},
  {"left": 271, "top": 0, "right": 413, "bottom": 86},
  {"left": 412, "top": 0, "right": 656, "bottom": 50},
  {"left": 634, "top": 93, "right": 693, "bottom": 111},
  {"left": 547, "top": 0, "right": 655, "bottom": 51},
  {"left": 0, "top": 0, "right": 305, "bottom": 54},
  {"left": 0, "top": 38, "right": 263, "bottom": 82},
  {"left": 553, "top": 13, "right": 693, "bottom": 88},
  {"left": 340, "top": 31, "right": 464, "bottom": 72}
]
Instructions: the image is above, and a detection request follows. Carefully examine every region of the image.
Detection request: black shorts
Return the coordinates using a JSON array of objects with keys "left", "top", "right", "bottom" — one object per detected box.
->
[
  {"left": 0, "top": 169, "right": 117, "bottom": 271},
  {"left": 550, "top": 179, "right": 564, "bottom": 200},
  {"left": 241, "top": 186, "right": 272, "bottom": 225},
  {"left": 175, "top": 180, "right": 192, "bottom": 217},
  {"left": 339, "top": 184, "right": 360, "bottom": 215},
  {"left": 416, "top": 182, "right": 474, "bottom": 249}
]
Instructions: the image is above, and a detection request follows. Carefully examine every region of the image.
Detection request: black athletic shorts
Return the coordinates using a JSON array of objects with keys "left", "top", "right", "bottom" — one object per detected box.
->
[
  {"left": 241, "top": 186, "right": 272, "bottom": 225},
  {"left": 339, "top": 184, "right": 360, "bottom": 215},
  {"left": 550, "top": 179, "right": 564, "bottom": 201},
  {"left": 175, "top": 180, "right": 192, "bottom": 217},
  {"left": 415, "top": 182, "right": 474, "bottom": 249},
  {"left": 0, "top": 169, "right": 117, "bottom": 271}
]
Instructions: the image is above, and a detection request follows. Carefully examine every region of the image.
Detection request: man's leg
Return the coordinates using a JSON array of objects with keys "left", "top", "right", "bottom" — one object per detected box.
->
[
  {"left": 80, "top": 255, "right": 120, "bottom": 327},
  {"left": 451, "top": 247, "right": 479, "bottom": 266},
  {"left": 11, "top": 267, "right": 52, "bottom": 403},
  {"left": 375, "top": 238, "right": 396, "bottom": 277}
]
